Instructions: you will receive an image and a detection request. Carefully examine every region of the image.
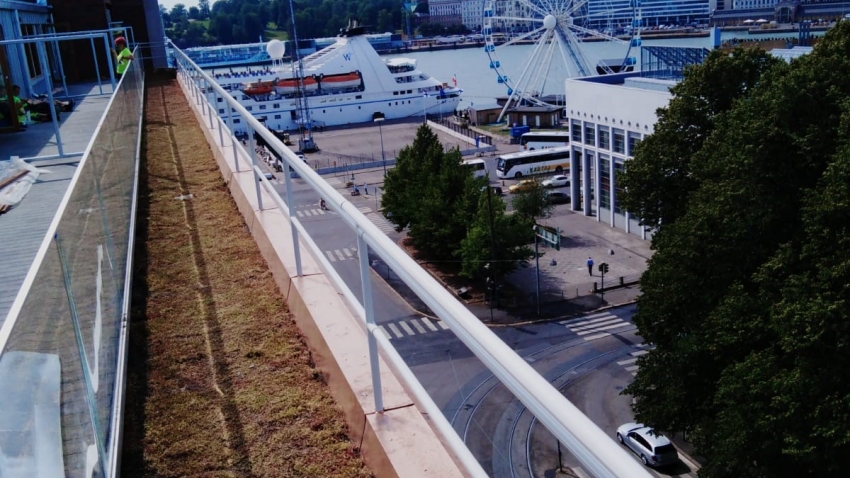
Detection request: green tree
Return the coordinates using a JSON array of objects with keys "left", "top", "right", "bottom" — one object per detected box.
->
[
  {"left": 510, "top": 179, "right": 552, "bottom": 221},
  {"left": 382, "top": 125, "right": 485, "bottom": 260},
  {"left": 619, "top": 47, "right": 782, "bottom": 229},
  {"left": 198, "top": 0, "right": 211, "bottom": 18},
  {"left": 624, "top": 22, "right": 850, "bottom": 477},
  {"left": 170, "top": 4, "right": 188, "bottom": 23},
  {"left": 458, "top": 190, "right": 534, "bottom": 281}
]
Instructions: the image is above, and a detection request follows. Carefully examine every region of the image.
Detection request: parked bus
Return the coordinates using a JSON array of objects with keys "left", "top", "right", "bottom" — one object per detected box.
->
[
  {"left": 462, "top": 158, "right": 488, "bottom": 178},
  {"left": 496, "top": 147, "right": 570, "bottom": 179},
  {"left": 519, "top": 131, "right": 570, "bottom": 151}
]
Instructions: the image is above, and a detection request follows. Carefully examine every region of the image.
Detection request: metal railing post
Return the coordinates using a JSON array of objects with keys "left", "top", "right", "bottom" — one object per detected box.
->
[
  {"left": 227, "top": 104, "right": 240, "bottom": 172},
  {"left": 204, "top": 79, "right": 214, "bottom": 130},
  {"left": 216, "top": 93, "right": 225, "bottom": 147},
  {"left": 247, "top": 124, "right": 263, "bottom": 210},
  {"left": 282, "top": 165, "right": 303, "bottom": 277},
  {"left": 357, "top": 234, "right": 384, "bottom": 413},
  {"left": 201, "top": 76, "right": 209, "bottom": 118}
]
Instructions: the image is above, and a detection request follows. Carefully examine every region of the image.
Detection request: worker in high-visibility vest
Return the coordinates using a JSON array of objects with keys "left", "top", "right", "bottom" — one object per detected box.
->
[{"left": 112, "top": 36, "right": 134, "bottom": 77}]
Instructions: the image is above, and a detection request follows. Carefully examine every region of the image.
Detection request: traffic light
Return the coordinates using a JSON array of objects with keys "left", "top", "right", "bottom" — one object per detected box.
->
[{"left": 598, "top": 262, "right": 609, "bottom": 274}]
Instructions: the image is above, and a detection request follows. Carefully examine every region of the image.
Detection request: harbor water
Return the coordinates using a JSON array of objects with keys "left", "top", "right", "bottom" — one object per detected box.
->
[{"left": 384, "top": 29, "right": 821, "bottom": 107}]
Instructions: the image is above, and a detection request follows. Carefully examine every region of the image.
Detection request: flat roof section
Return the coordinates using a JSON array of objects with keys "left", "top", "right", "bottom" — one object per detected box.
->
[{"left": 0, "top": 83, "right": 112, "bottom": 325}]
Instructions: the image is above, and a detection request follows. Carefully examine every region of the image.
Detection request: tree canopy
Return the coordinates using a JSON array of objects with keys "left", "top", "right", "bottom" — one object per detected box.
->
[
  {"left": 165, "top": 0, "right": 416, "bottom": 48},
  {"left": 382, "top": 126, "right": 533, "bottom": 280},
  {"left": 511, "top": 179, "right": 553, "bottom": 222},
  {"left": 621, "top": 22, "right": 850, "bottom": 477},
  {"left": 382, "top": 125, "right": 483, "bottom": 260}
]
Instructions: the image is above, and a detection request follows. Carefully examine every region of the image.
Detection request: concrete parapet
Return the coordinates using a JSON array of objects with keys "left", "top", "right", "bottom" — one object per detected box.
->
[{"left": 177, "top": 76, "right": 465, "bottom": 478}]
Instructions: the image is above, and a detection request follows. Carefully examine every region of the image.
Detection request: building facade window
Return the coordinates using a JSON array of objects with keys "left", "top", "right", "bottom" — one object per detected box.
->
[
  {"left": 584, "top": 122, "right": 595, "bottom": 146},
  {"left": 571, "top": 119, "right": 582, "bottom": 142},
  {"left": 614, "top": 160, "right": 625, "bottom": 214},
  {"left": 613, "top": 128, "right": 625, "bottom": 154},
  {"left": 599, "top": 154, "right": 610, "bottom": 209},
  {"left": 599, "top": 126, "right": 610, "bottom": 150},
  {"left": 627, "top": 131, "right": 642, "bottom": 156}
]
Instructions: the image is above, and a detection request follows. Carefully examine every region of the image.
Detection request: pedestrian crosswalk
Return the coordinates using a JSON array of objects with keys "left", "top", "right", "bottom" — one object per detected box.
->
[
  {"left": 295, "top": 207, "right": 327, "bottom": 217},
  {"left": 367, "top": 212, "right": 395, "bottom": 233},
  {"left": 559, "top": 311, "right": 633, "bottom": 341},
  {"left": 324, "top": 247, "right": 358, "bottom": 263},
  {"left": 616, "top": 344, "right": 651, "bottom": 376},
  {"left": 378, "top": 317, "right": 450, "bottom": 340}
]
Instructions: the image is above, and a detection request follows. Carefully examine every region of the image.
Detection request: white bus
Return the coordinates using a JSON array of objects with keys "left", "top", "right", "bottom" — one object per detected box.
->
[
  {"left": 462, "top": 158, "right": 488, "bottom": 178},
  {"left": 496, "top": 147, "right": 570, "bottom": 179},
  {"left": 520, "top": 131, "right": 571, "bottom": 151}
]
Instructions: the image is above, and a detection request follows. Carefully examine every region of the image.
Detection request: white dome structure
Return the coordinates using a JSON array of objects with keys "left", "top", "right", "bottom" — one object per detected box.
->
[{"left": 266, "top": 39, "right": 285, "bottom": 60}]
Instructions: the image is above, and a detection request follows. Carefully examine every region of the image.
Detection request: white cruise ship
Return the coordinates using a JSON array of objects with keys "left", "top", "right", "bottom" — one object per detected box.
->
[{"left": 210, "top": 21, "right": 463, "bottom": 133}]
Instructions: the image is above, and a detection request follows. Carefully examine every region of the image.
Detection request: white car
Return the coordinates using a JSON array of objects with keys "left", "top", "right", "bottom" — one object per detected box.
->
[
  {"left": 616, "top": 423, "right": 678, "bottom": 467},
  {"left": 541, "top": 174, "right": 569, "bottom": 188}
]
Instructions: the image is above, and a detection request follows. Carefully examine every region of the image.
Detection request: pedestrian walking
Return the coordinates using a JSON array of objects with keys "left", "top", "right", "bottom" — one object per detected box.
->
[
  {"left": 587, "top": 257, "right": 594, "bottom": 276},
  {"left": 364, "top": 183, "right": 369, "bottom": 195}
]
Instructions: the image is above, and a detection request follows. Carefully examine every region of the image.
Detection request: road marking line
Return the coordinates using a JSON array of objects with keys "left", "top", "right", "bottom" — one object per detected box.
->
[
  {"left": 560, "top": 311, "right": 617, "bottom": 325},
  {"left": 625, "top": 365, "right": 639, "bottom": 372},
  {"left": 399, "top": 321, "right": 415, "bottom": 336},
  {"left": 343, "top": 248, "right": 354, "bottom": 257},
  {"left": 422, "top": 318, "right": 439, "bottom": 331},
  {"left": 561, "top": 315, "right": 618, "bottom": 327},
  {"left": 632, "top": 371, "right": 637, "bottom": 376},
  {"left": 296, "top": 210, "right": 304, "bottom": 217},
  {"left": 582, "top": 332, "right": 610, "bottom": 341},
  {"left": 576, "top": 322, "right": 631, "bottom": 335},
  {"left": 335, "top": 250, "right": 346, "bottom": 261},
  {"left": 303, "top": 209, "right": 313, "bottom": 216},
  {"left": 569, "top": 318, "right": 624, "bottom": 331},
  {"left": 324, "top": 251, "right": 335, "bottom": 262},
  {"left": 358, "top": 206, "right": 372, "bottom": 213},
  {"left": 617, "top": 358, "right": 638, "bottom": 366},
  {"left": 632, "top": 349, "right": 649, "bottom": 357},
  {"left": 410, "top": 319, "right": 427, "bottom": 334},
  {"left": 438, "top": 321, "right": 450, "bottom": 330},
  {"left": 377, "top": 326, "right": 391, "bottom": 340},
  {"left": 387, "top": 323, "right": 403, "bottom": 338}
]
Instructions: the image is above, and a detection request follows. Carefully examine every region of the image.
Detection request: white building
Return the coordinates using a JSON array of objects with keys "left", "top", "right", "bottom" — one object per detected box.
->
[
  {"left": 564, "top": 74, "right": 673, "bottom": 239},
  {"left": 461, "top": 0, "right": 485, "bottom": 31}
]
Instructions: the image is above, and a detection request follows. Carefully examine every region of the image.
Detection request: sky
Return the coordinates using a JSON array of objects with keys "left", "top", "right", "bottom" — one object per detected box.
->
[{"left": 158, "top": 0, "right": 221, "bottom": 12}]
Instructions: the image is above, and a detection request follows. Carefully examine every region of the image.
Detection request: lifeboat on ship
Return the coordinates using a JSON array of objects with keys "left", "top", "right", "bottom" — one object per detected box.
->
[
  {"left": 242, "top": 81, "right": 274, "bottom": 96},
  {"left": 319, "top": 72, "right": 362, "bottom": 90},
  {"left": 274, "top": 76, "right": 319, "bottom": 94}
]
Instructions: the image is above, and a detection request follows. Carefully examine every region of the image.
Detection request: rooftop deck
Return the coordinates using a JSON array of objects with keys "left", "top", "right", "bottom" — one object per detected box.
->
[{"left": 0, "top": 83, "right": 114, "bottom": 325}]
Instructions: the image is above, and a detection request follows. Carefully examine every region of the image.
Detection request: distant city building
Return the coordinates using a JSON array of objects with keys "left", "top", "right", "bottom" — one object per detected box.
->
[
  {"left": 462, "top": 0, "right": 485, "bottom": 32},
  {"left": 429, "top": 0, "right": 463, "bottom": 27},
  {"left": 587, "top": 0, "right": 711, "bottom": 28}
]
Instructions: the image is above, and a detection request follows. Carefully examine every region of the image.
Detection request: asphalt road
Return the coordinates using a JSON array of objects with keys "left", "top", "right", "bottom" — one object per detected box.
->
[{"left": 253, "top": 123, "right": 670, "bottom": 477}]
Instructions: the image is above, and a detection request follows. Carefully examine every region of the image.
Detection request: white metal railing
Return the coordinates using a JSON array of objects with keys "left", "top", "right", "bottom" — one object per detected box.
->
[{"left": 171, "top": 42, "right": 652, "bottom": 478}]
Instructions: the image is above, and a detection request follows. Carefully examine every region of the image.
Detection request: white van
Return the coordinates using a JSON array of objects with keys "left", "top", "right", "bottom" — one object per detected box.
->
[{"left": 462, "top": 158, "right": 488, "bottom": 178}]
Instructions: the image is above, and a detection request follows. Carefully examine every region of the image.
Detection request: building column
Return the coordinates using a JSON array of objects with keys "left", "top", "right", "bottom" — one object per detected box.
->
[
  {"left": 570, "top": 148, "right": 581, "bottom": 212},
  {"left": 583, "top": 151, "right": 592, "bottom": 217},
  {"left": 592, "top": 152, "right": 599, "bottom": 220},
  {"left": 609, "top": 158, "right": 616, "bottom": 228}
]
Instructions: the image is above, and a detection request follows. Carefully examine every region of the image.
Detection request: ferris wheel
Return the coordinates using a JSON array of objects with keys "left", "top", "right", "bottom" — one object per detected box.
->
[{"left": 482, "top": 0, "right": 642, "bottom": 121}]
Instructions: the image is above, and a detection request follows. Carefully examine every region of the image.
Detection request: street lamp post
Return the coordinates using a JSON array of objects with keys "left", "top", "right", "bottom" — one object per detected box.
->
[
  {"left": 374, "top": 116, "right": 387, "bottom": 177},
  {"left": 533, "top": 225, "right": 540, "bottom": 317},
  {"left": 486, "top": 185, "right": 497, "bottom": 321}
]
